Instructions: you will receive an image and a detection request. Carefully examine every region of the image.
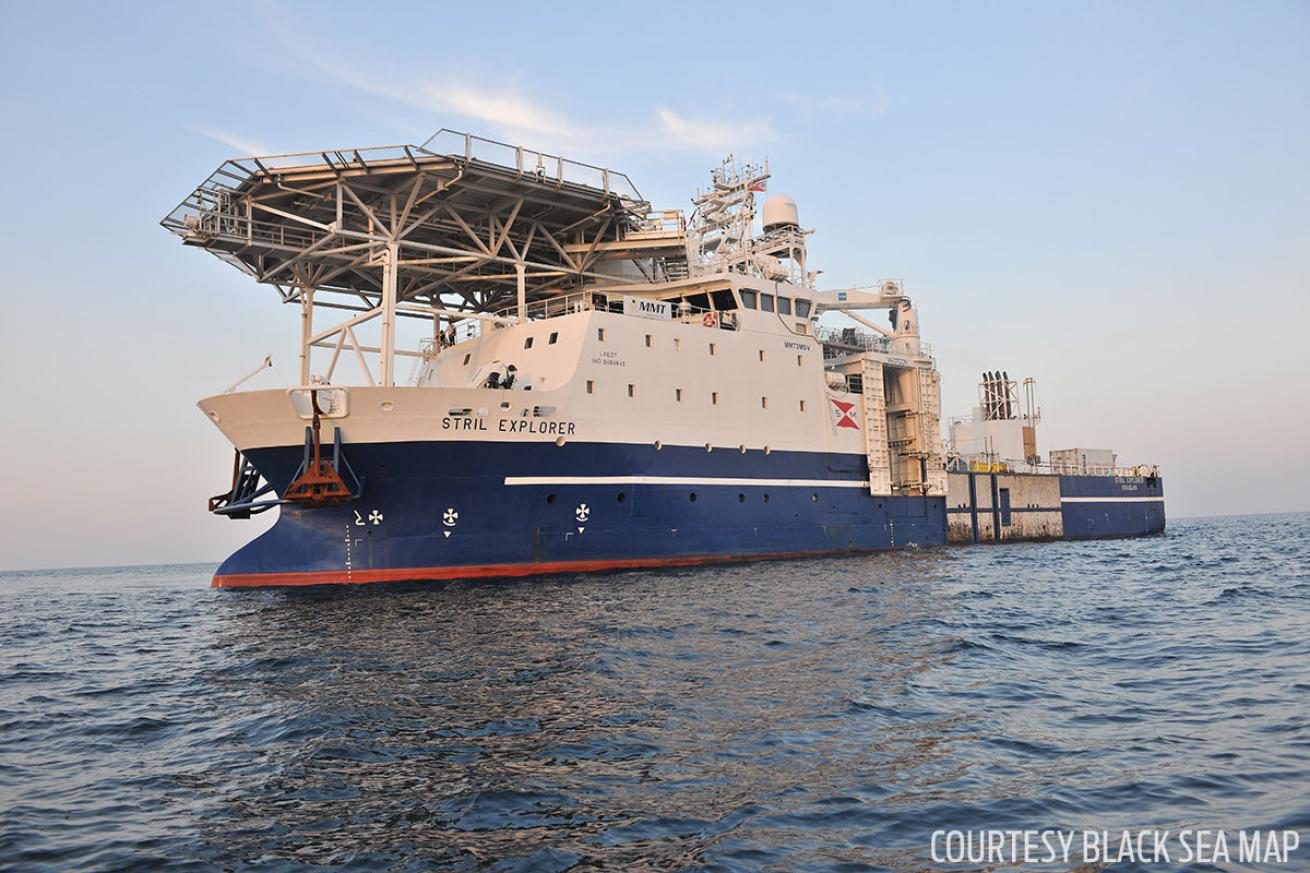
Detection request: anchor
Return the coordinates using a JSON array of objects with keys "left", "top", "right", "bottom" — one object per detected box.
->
[{"left": 282, "top": 389, "right": 359, "bottom": 506}]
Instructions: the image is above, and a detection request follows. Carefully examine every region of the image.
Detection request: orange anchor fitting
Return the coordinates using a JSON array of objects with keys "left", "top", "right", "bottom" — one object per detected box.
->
[{"left": 283, "top": 389, "right": 354, "bottom": 506}]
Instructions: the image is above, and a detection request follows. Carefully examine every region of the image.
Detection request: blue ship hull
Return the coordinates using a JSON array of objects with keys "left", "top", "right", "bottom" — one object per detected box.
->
[
  {"left": 214, "top": 441, "right": 948, "bottom": 587},
  {"left": 1059, "top": 473, "right": 1166, "bottom": 539}
]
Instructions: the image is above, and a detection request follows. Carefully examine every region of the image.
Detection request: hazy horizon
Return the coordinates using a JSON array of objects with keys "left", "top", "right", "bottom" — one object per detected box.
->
[{"left": 1, "top": 1, "right": 1306, "bottom": 571}]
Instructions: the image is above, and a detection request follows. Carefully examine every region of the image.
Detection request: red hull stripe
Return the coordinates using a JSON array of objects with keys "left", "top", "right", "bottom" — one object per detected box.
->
[{"left": 211, "top": 549, "right": 854, "bottom": 588}]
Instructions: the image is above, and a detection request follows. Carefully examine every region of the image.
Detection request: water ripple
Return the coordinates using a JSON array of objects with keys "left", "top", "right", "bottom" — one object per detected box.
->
[{"left": 1, "top": 514, "right": 1308, "bottom": 870}]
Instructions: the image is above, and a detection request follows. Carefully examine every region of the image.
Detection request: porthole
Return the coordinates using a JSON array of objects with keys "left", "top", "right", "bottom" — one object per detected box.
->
[
  {"left": 705, "top": 443, "right": 713, "bottom": 453},
  {"left": 811, "top": 493, "right": 818, "bottom": 502},
  {"left": 546, "top": 494, "right": 556, "bottom": 505},
  {"left": 654, "top": 440, "right": 663, "bottom": 450},
  {"left": 689, "top": 492, "right": 698, "bottom": 503},
  {"left": 738, "top": 493, "right": 746, "bottom": 503},
  {"left": 616, "top": 492, "right": 626, "bottom": 503},
  {"left": 738, "top": 444, "right": 747, "bottom": 454},
  {"left": 762, "top": 493, "right": 770, "bottom": 503},
  {"left": 380, "top": 401, "right": 395, "bottom": 412},
  {"left": 763, "top": 446, "right": 771, "bottom": 454},
  {"left": 555, "top": 436, "right": 566, "bottom": 447}
]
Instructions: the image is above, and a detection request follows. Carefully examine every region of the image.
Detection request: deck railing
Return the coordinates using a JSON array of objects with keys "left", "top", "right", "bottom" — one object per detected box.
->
[{"left": 948, "top": 458, "right": 1161, "bottom": 478}]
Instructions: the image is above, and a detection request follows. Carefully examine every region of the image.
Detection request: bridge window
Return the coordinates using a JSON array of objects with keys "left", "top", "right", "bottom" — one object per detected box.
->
[
  {"left": 740, "top": 290, "right": 758, "bottom": 309},
  {"left": 711, "top": 289, "right": 736, "bottom": 310},
  {"left": 549, "top": 332, "right": 559, "bottom": 344},
  {"left": 761, "top": 293, "right": 775, "bottom": 313},
  {"left": 795, "top": 299, "right": 812, "bottom": 318},
  {"left": 524, "top": 336, "right": 534, "bottom": 349},
  {"left": 777, "top": 297, "right": 792, "bottom": 316}
]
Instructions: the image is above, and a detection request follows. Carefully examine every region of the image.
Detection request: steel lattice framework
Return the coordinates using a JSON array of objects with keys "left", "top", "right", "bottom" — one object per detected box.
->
[{"left": 163, "top": 130, "right": 664, "bottom": 386}]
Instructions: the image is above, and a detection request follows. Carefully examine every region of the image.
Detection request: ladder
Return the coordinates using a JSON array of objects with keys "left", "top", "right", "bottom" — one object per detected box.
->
[
  {"left": 917, "top": 368, "right": 948, "bottom": 495},
  {"left": 861, "top": 357, "right": 892, "bottom": 495}
]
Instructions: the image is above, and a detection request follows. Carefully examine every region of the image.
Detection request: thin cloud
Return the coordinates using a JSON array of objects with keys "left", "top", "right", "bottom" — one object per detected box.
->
[
  {"left": 184, "top": 125, "right": 271, "bottom": 157},
  {"left": 655, "top": 107, "right": 777, "bottom": 151},
  {"left": 297, "top": 53, "right": 576, "bottom": 143},
  {"left": 254, "top": 10, "right": 779, "bottom": 159}
]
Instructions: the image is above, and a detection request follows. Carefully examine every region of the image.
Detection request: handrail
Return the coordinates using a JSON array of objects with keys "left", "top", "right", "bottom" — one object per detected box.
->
[
  {"left": 420, "top": 128, "right": 644, "bottom": 203},
  {"left": 951, "top": 458, "right": 1161, "bottom": 478}
]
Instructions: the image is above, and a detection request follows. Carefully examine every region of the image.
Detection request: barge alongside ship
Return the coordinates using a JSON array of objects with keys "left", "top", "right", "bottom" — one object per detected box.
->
[{"left": 164, "top": 130, "right": 1164, "bottom": 588}]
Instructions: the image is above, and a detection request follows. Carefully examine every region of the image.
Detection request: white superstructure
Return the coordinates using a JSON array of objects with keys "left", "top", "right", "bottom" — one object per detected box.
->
[{"left": 168, "top": 129, "right": 947, "bottom": 501}]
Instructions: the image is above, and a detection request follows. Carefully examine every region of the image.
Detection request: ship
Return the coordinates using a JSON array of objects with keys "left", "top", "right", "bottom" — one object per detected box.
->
[{"left": 162, "top": 129, "right": 1164, "bottom": 588}]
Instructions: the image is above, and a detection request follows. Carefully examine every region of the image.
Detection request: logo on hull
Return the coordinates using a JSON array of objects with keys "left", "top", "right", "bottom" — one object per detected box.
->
[{"left": 829, "top": 398, "right": 860, "bottom": 429}]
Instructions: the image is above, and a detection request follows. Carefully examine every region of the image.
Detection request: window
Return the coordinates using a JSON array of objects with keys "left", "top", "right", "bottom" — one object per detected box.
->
[
  {"left": 761, "top": 396, "right": 768, "bottom": 409},
  {"left": 778, "top": 297, "right": 792, "bottom": 316},
  {"left": 795, "top": 323, "right": 808, "bottom": 334},
  {"left": 799, "top": 400, "right": 806, "bottom": 412},
  {"left": 524, "top": 336, "right": 534, "bottom": 349},
  {"left": 645, "top": 334, "right": 652, "bottom": 348},
  {"left": 711, "top": 289, "right": 736, "bottom": 311},
  {"left": 548, "top": 332, "right": 559, "bottom": 344},
  {"left": 711, "top": 392, "right": 719, "bottom": 405},
  {"left": 674, "top": 338, "right": 681, "bottom": 351},
  {"left": 797, "top": 354, "right": 804, "bottom": 366},
  {"left": 463, "top": 353, "right": 471, "bottom": 365},
  {"left": 627, "top": 384, "right": 636, "bottom": 398},
  {"left": 795, "top": 299, "right": 812, "bottom": 318},
  {"left": 709, "top": 343, "right": 716, "bottom": 355},
  {"left": 761, "top": 294, "right": 775, "bottom": 313},
  {"left": 586, "top": 380, "right": 594, "bottom": 394},
  {"left": 740, "top": 290, "right": 758, "bottom": 309},
  {"left": 598, "top": 328, "right": 605, "bottom": 341},
  {"left": 676, "top": 388, "right": 683, "bottom": 401},
  {"left": 759, "top": 349, "right": 766, "bottom": 362}
]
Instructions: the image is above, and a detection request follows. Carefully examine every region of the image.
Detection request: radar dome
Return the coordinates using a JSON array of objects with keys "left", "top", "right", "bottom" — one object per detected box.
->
[{"left": 762, "top": 194, "right": 799, "bottom": 232}]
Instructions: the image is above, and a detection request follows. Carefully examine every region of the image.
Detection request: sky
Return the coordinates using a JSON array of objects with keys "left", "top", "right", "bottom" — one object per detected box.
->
[{"left": 0, "top": 1, "right": 1306, "bottom": 570}]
